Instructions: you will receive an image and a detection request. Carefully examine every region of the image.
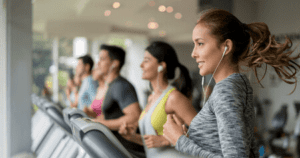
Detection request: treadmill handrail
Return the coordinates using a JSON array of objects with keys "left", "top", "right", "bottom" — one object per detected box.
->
[
  {"left": 63, "top": 107, "right": 88, "bottom": 127},
  {"left": 44, "top": 102, "right": 63, "bottom": 112},
  {"left": 46, "top": 107, "right": 73, "bottom": 134},
  {"left": 71, "top": 118, "right": 133, "bottom": 158}
]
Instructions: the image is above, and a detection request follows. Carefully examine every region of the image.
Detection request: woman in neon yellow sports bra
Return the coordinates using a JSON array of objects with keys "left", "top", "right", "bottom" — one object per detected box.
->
[{"left": 119, "top": 41, "right": 198, "bottom": 158}]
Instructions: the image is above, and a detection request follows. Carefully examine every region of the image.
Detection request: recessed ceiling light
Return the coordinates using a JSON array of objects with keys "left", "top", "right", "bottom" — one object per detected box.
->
[
  {"left": 112, "top": 2, "right": 120, "bottom": 9},
  {"left": 158, "top": 5, "right": 166, "bottom": 12},
  {"left": 104, "top": 10, "right": 111, "bottom": 16},
  {"left": 148, "top": 1, "right": 155, "bottom": 7},
  {"left": 166, "top": 6, "right": 173, "bottom": 13},
  {"left": 175, "top": 13, "right": 182, "bottom": 19},
  {"left": 148, "top": 22, "right": 159, "bottom": 29}
]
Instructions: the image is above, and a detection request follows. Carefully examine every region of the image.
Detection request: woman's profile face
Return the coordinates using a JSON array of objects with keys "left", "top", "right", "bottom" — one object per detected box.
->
[
  {"left": 140, "top": 51, "right": 160, "bottom": 81},
  {"left": 191, "top": 24, "right": 224, "bottom": 76}
]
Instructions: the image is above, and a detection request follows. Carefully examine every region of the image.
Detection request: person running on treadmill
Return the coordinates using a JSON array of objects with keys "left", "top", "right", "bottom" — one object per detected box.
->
[
  {"left": 83, "top": 64, "right": 106, "bottom": 118},
  {"left": 92, "top": 44, "right": 145, "bottom": 157},
  {"left": 68, "top": 74, "right": 82, "bottom": 108},
  {"left": 118, "top": 41, "right": 198, "bottom": 158},
  {"left": 163, "top": 9, "right": 300, "bottom": 157},
  {"left": 75, "top": 55, "right": 98, "bottom": 110}
]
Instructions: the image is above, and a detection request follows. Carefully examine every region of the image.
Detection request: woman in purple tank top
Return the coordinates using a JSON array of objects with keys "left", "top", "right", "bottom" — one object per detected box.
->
[{"left": 83, "top": 65, "right": 107, "bottom": 119}]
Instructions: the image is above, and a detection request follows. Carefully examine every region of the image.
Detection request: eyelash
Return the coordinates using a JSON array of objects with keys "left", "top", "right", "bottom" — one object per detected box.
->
[{"left": 193, "top": 42, "right": 203, "bottom": 46}]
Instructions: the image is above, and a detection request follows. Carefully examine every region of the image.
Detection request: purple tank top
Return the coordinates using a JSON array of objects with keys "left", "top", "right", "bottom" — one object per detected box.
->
[{"left": 91, "top": 98, "right": 103, "bottom": 116}]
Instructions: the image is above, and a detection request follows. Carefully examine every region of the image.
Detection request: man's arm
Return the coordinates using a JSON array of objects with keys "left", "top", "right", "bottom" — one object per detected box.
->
[{"left": 94, "top": 102, "right": 141, "bottom": 131}]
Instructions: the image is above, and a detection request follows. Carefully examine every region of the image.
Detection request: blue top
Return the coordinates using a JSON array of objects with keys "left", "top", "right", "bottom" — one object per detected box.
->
[
  {"left": 77, "top": 75, "right": 98, "bottom": 110},
  {"left": 175, "top": 73, "right": 259, "bottom": 158}
]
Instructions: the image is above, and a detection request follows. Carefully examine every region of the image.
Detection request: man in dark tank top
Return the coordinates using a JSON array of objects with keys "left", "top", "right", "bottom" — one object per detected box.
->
[{"left": 92, "top": 44, "right": 145, "bottom": 157}]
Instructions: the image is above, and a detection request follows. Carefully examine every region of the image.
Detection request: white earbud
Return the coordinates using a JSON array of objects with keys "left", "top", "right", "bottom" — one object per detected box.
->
[
  {"left": 157, "top": 65, "right": 163, "bottom": 72},
  {"left": 222, "top": 46, "right": 227, "bottom": 57}
]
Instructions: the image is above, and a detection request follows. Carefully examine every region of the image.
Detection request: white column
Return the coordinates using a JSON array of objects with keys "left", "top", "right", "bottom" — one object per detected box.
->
[
  {"left": 91, "top": 40, "right": 99, "bottom": 64},
  {"left": 52, "top": 37, "right": 59, "bottom": 103},
  {"left": 123, "top": 36, "right": 149, "bottom": 109},
  {"left": 0, "top": 1, "right": 8, "bottom": 157},
  {"left": 0, "top": 0, "right": 32, "bottom": 157}
]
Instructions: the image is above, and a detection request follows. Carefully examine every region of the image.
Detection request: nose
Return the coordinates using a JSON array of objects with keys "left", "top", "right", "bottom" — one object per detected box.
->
[
  {"left": 191, "top": 47, "right": 196, "bottom": 59},
  {"left": 140, "top": 62, "right": 143, "bottom": 68}
]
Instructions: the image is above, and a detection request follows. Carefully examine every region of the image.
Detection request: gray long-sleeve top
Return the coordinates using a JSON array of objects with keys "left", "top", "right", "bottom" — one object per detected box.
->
[{"left": 175, "top": 73, "right": 259, "bottom": 158}]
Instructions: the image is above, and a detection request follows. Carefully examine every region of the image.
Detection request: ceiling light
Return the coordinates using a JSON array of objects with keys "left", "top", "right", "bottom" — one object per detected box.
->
[
  {"left": 104, "top": 10, "right": 111, "bottom": 16},
  {"left": 166, "top": 6, "right": 173, "bottom": 13},
  {"left": 148, "top": 22, "right": 159, "bottom": 29},
  {"left": 148, "top": 1, "right": 155, "bottom": 7},
  {"left": 158, "top": 5, "right": 166, "bottom": 12},
  {"left": 175, "top": 13, "right": 182, "bottom": 19},
  {"left": 112, "top": 2, "right": 120, "bottom": 9}
]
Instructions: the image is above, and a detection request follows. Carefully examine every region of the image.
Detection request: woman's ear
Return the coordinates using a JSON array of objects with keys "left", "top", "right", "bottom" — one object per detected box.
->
[
  {"left": 223, "top": 39, "right": 233, "bottom": 56},
  {"left": 161, "top": 61, "right": 167, "bottom": 70}
]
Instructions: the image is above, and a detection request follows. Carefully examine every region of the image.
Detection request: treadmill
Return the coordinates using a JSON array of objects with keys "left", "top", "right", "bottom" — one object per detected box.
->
[
  {"left": 31, "top": 94, "right": 90, "bottom": 158},
  {"left": 71, "top": 117, "right": 146, "bottom": 158}
]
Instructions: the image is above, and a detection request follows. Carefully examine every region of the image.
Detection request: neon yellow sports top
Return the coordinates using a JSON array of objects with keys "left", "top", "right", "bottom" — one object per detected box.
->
[{"left": 140, "top": 87, "right": 176, "bottom": 135}]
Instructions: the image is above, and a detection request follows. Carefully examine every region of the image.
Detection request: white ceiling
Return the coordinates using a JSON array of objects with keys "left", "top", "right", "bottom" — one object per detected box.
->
[{"left": 32, "top": 0, "right": 200, "bottom": 42}]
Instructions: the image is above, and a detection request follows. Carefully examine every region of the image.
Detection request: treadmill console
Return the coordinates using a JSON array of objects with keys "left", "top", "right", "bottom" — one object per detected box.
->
[{"left": 71, "top": 118, "right": 133, "bottom": 158}]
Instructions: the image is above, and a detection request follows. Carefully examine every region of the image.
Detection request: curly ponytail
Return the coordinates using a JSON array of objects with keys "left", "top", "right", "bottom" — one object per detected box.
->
[
  {"left": 198, "top": 9, "right": 300, "bottom": 94},
  {"left": 243, "top": 22, "right": 300, "bottom": 94}
]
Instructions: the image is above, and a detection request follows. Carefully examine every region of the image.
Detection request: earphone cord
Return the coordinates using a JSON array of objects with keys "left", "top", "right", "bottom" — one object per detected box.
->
[{"left": 202, "top": 53, "right": 225, "bottom": 105}]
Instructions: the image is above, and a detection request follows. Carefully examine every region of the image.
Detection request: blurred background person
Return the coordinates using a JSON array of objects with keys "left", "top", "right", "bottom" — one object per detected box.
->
[
  {"left": 69, "top": 74, "right": 82, "bottom": 108},
  {"left": 92, "top": 44, "right": 145, "bottom": 158},
  {"left": 83, "top": 65, "right": 106, "bottom": 118},
  {"left": 65, "top": 70, "right": 75, "bottom": 107},
  {"left": 42, "top": 84, "right": 52, "bottom": 102},
  {"left": 75, "top": 55, "right": 98, "bottom": 110}
]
